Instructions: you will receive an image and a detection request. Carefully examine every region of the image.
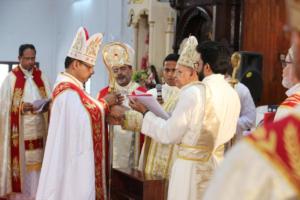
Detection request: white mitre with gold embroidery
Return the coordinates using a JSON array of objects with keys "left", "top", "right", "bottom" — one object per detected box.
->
[
  {"left": 286, "top": 0, "right": 300, "bottom": 31},
  {"left": 177, "top": 36, "right": 200, "bottom": 69},
  {"left": 102, "top": 42, "right": 135, "bottom": 68},
  {"left": 68, "top": 27, "right": 103, "bottom": 66}
]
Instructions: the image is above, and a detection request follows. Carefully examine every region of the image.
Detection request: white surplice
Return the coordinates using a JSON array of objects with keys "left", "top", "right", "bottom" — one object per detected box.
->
[
  {"left": 0, "top": 66, "right": 51, "bottom": 200},
  {"left": 36, "top": 72, "right": 106, "bottom": 200},
  {"left": 141, "top": 77, "right": 240, "bottom": 200}
]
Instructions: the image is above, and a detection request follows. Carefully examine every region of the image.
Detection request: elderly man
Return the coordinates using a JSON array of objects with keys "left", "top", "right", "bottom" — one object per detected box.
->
[
  {"left": 203, "top": 1, "right": 300, "bottom": 199},
  {"left": 274, "top": 46, "right": 300, "bottom": 121},
  {"left": 0, "top": 44, "right": 51, "bottom": 200},
  {"left": 36, "top": 27, "right": 121, "bottom": 200},
  {"left": 130, "top": 36, "right": 240, "bottom": 199},
  {"left": 97, "top": 42, "right": 147, "bottom": 169}
]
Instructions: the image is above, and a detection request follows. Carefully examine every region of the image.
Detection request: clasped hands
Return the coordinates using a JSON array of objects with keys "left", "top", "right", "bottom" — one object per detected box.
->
[
  {"left": 21, "top": 101, "right": 51, "bottom": 114},
  {"left": 106, "top": 97, "right": 148, "bottom": 125}
]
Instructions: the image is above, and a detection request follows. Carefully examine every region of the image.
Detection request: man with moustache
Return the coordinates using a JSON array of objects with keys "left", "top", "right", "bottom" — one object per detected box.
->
[
  {"left": 0, "top": 44, "right": 51, "bottom": 200},
  {"left": 108, "top": 53, "right": 181, "bottom": 180},
  {"left": 203, "top": 1, "right": 300, "bottom": 198},
  {"left": 97, "top": 42, "right": 147, "bottom": 169},
  {"left": 36, "top": 27, "right": 121, "bottom": 200}
]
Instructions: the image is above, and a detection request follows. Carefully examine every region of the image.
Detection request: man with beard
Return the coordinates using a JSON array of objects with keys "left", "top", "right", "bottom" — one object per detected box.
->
[
  {"left": 129, "top": 36, "right": 240, "bottom": 199},
  {"left": 0, "top": 44, "right": 51, "bottom": 200},
  {"left": 196, "top": 41, "right": 241, "bottom": 157},
  {"left": 274, "top": 46, "right": 300, "bottom": 121},
  {"left": 203, "top": 1, "right": 300, "bottom": 199},
  {"left": 97, "top": 42, "right": 147, "bottom": 169},
  {"left": 108, "top": 53, "right": 181, "bottom": 181}
]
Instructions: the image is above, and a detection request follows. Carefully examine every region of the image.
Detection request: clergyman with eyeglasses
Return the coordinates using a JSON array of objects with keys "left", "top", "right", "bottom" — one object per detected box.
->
[{"left": 274, "top": 45, "right": 300, "bottom": 121}]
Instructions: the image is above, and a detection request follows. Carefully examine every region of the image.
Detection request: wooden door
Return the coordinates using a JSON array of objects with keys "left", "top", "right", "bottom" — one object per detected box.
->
[{"left": 241, "top": 0, "right": 290, "bottom": 105}]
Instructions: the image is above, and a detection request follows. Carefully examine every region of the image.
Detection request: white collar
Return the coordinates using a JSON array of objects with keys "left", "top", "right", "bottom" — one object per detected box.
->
[
  {"left": 19, "top": 65, "right": 33, "bottom": 76},
  {"left": 180, "top": 80, "right": 201, "bottom": 91},
  {"left": 286, "top": 82, "right": 300, "bottom": 97},
  {"left": 115, "top": 81, "right": 138, "bottom": 91},
  {"left": 163, "top": 83, "right": 179, "bottom": 91},
  {"left": 60, "top": 72, "right": 84, "bottom": 89},
  {"left": 202, "top": 74, "right": 225, "bottom": 83}
]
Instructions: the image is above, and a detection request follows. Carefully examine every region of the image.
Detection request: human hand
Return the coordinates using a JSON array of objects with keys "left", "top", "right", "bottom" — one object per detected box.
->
[
  {"left": 22, "top": 102, "right": 34, "bottom": 113},
  {"left": 106, "top": 105, "right": 129, "bottom": 125},
  {"left": 106, "top": 115, "right": 123, "bottom": 125},
  {"left": 103, "top": 93, "right": 124, "bottom": 107},
  {"left": 109, "top": 105, "right": 129, "bottom": 118},
  {"left": 129, "top": 99, "right": 148, "bottom": 114}
]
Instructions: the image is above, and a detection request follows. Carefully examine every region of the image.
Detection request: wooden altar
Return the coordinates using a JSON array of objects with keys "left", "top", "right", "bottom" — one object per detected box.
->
[{"left": 111, "top": 168, "right": 166, "bottom": 200}]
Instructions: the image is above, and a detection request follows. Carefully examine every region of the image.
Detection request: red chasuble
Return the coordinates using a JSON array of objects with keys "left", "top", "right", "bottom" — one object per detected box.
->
[
  {"left": 52, "top": 82, "right": 107, "bottom": 200},
  {"left": 10, "top": 66, "right": 47, "bottom": 192},
  {"left": 246, "top": 114, "right": 300, "bottom": 195}
]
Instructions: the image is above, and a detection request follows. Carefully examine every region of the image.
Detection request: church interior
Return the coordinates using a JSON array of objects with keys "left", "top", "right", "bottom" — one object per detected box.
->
[
  {"left": 0, "top": 0, "right": 289, "bottom": 104},
  {"left": 1, "top": 0, "right": 299, "bottom": 199}
]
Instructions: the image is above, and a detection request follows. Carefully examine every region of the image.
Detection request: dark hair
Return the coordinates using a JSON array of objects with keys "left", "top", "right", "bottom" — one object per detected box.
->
[
  {"left": 19, "top": 44, "right": 36, "bottom": 57},
  {"left": 196, "top": 41, "right": 230, "bottom": 75},
  {"left": 163, "top": 53, "right": 180, "bottom": 66},
  {"left": 64, "top": 56, "right": 76, "bottom": 69},
  {"left": 150, "top": 65, "right": 160, "bottom": 84}
]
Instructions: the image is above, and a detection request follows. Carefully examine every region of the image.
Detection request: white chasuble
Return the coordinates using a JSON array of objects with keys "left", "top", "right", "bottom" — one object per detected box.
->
[{"left": 36, "top": 73, "right": 107, "bottom": 200}]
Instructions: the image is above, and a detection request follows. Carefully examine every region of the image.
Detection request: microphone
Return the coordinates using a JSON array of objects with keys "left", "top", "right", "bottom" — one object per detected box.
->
[{"left": 156, "top": 84, "right": 163, "bottom": 104}]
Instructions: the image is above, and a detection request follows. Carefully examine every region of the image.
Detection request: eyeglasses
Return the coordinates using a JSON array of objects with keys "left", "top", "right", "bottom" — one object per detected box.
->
[
  {"left": 279, "top": 53, "right": 293, "bottom": 68},
  {"left": 281, "top": 60, "right": 293, "bottom": 68},
  {"left": 79, "top": 61, "right": 93, "bottom": 69}
]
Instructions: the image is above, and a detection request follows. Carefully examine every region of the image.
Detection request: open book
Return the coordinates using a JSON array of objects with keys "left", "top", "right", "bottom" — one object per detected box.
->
[
  {"left": 127, "top": 94, "right": 170, "bottom": 120},
  {"left": 32, "top": 98, "right": 51, "bottom": 113}
]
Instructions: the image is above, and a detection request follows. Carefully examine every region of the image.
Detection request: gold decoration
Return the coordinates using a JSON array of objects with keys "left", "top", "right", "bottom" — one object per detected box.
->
[
  {"left": 283, "top": 123, "right": 300, "bottom": 176},
  {"left": 253, "top": 127, "right": 277, "bottom": 152},
  {"left": 39, "top": 87, "right": 47, "bottom": 98},
  {"left": 102, "top": 42, "right": 134, "bottom": 91},
  {"left": 177, "top": 36, "right": 200, "bottom": 69},
  {"left": 12, "top": 157, "right": 20, "bottom": 180},
  {"left": 12, "top": 88, "right": 23, "bottom": 113},
  {"left": 229, "top": 52, "right": 241, "bottom": 87},
  {"left": 68, "top": 27, "right": 103, "bottom": 66}
]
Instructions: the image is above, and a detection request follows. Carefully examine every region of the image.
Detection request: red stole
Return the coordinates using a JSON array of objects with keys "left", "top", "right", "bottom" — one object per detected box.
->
[
  {"left": 246, "top": 114, "right": 300, "bottom": 195},
  {"left": 280, "top": 93, "right": 300, "bottom": 108},
  {"left": 97, "top": 85, "right": 147, "bottom": 150},
  {"left": 10, "top": 66, "right": 47, "bottom": 193},
  {"left": 52, "top": 82, "right": 106, "bottom": 200}
]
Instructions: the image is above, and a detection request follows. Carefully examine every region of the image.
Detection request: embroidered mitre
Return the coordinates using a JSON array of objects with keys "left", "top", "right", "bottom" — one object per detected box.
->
[
  {"left": 68, "top": 27, "right": 103, "bottom": 66},
  {"left": 102, "top": 42, "right": 135, "bottom": 68},
  {"left": 177, "top": 36, "right": 200, "bottom": 69}
]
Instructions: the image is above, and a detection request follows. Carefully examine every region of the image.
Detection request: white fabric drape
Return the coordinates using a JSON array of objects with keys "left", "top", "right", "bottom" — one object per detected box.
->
[
  {"left": 0, "top": 66, "right": 51, "bottom": 199},
  {"left": 36, "top": 73, "right": 106, "bottom": 200},
  {"left": 203, "top": 141, "right": 297, "bottom": 200}
]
